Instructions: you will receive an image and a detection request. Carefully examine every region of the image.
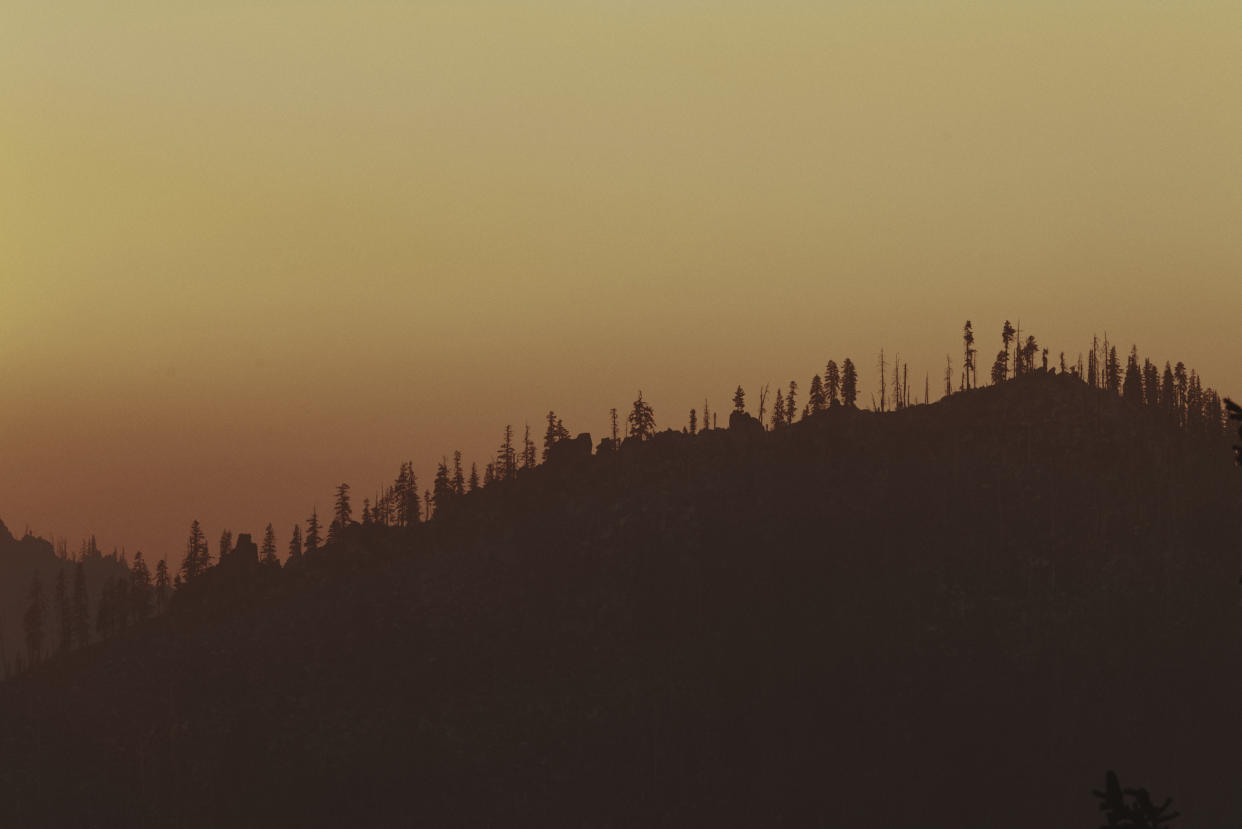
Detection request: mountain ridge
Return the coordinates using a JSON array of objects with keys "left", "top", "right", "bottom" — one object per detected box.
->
[{"left": 2, "top": 373, "right": 1239, "bottom": 827}]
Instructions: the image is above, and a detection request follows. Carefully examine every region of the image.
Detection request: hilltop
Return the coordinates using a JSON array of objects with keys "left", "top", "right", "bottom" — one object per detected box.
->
[{"left": 1, "top": 373, "right": 1239, "bottom": 827}]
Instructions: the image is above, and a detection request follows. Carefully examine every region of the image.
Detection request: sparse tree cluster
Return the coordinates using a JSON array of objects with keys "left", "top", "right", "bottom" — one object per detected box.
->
[
  {"left": 977, "top": 322, "right": 1227, "bottom": 436},
  {"left": 544, "top": 411, "right": 571, "bottom": 460}
]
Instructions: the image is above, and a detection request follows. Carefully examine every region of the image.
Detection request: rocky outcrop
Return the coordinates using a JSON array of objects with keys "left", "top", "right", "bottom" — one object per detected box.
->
[
  {"left": 728, "top": 409, "right": 763, "bottom": 437},
  {"left": 547, "top": 432, "right": 592, "bottom": 466}
]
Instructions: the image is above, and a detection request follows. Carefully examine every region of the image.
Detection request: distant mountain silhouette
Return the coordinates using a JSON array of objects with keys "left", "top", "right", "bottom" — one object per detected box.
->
[{"left": 1, "top": 373, "right": 1239, "bottom": 827}]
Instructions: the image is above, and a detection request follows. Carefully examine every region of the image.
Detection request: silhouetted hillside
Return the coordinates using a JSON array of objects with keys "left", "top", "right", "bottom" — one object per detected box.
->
[
  {"left": 1, "top": 374, "right": 1239, "bottom": 827},
  {"left": 0, "top": 522, "right": 129, "bottom": 676}
]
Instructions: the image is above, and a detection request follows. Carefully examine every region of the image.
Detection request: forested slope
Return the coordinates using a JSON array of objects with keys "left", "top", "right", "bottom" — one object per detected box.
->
[
  {"left": 0, "top": 524, "right": 130, "bottom": 676},
  {"left": 1, "top": 373, "right": 1239, "bottom": 828}
]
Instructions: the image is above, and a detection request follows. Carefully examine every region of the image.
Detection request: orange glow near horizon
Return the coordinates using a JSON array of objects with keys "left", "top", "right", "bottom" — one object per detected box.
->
[{"left": 2, "top": 0, "right": 1239, "bottom": 563}]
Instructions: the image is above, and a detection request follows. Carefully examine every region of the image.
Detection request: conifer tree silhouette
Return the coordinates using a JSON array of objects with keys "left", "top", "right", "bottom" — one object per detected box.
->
[
  {"left": 543, "top": 411, "right": 570, "bottom": 461},
  {"left": 218, "top": 530, "right": 232, "bottom": 565},
  {"left": 1174, "top": 362, "right": 1188, "bottom": 423},
  {"left": 130, "top": 552, "right": 152, "bottom": 621},
  {"left": 732, "top": 386, "right": 746, "bottom": 413},
  {"left": 433, "top": 459, "right": 454, "bottom": 515},
  {"left": 305, "top": 509, "right": 322, "bottom": 556},
  {"left": 1186, "top": 372, "right": 1204, "bottom": 431},
  {"left": 452, "top": 451, "right": 466, "bottom": 494},
  {"left": 808, "top": 374, "right": 826, "bottom": 413},
  {"left": 1106, "top": 346, "right": 1121, "bottom": 394},
  {"left": 498, "top": 425, "right": 517, "bottom": 480},
  {"left": 1142, "top": 358, "right": 1159, "bottom": 407},
  {"left": 688, "top": 408, "right": 697, "bottom": 435},
  {"left": 628, "top": 391, "right": 656, "bottom": 440},
  {"left": 394, "top": 462, "right": 415, "bottom": 527},
  {"left": 334, "top": 484, "right": 352, "bottom": 529},
  {"left": 962, "top": 321, "right": 976, "bottom": 389},
  {"left": 1160, "top": 363, "right": 1176, "bottom": 418},
  {"left": 287, "top": 524, "right": 303, "bottom": 564},
  {"left": 180, "top": 520, "right": 207, "bottom": 582},
  {"left": 1204, "top": 389, "right": 1223, "bottom": 436},
  {"left": 260, "top": 524, "right": 279, "bottom": 568},
  {"left": 468, "top": 463, "right": 480, "bottom": 492},
  {"left": 1001, "top": 320, "right": 1015, "bottom": 379},
  {"left": 785, "top": 380, "right": 797, "bottom": 423},
  {"left": 841, "top": 358, "right": 858, "bottom": 408},
  {"left": 1019, "top": 335, "right": 1039, "bottom": 378},
  {"left": 522, "top": 425, "right": 537, "bottom": 470},
  {"left": 825, "top": 360, "right": 841, "bottom": 407},
  {"left": 1089, "top": 336, "right": 1100, "bottom": 388},
  {"left": 373, "top": 489, "right": 388, "bottom": 527},
  {"left": 991, "top": 350, "right": 1008, "bottom": 385},
  {"left": 154, "top": 558, "right": 169, "bottom": 615},
  {"left": 405, "top": 464, "right": 420, "bottom": 524}
]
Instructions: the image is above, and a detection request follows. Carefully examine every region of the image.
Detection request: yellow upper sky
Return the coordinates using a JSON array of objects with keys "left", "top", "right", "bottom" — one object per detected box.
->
[{"left": 2, "top": 0, "right": 1239, "bottom": 561}]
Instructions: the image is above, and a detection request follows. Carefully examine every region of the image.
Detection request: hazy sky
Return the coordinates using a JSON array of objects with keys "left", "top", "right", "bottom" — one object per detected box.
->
[{"left": 2, "top": 0, "right": 1239, "bottom": 563}]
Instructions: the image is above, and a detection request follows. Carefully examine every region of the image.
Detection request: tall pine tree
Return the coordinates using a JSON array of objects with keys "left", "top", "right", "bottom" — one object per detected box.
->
[
  {"left": 841, "top": 358, "right": 858, "bottom": 408},
  {"left": 288, "top": 524, "right": 303, "bottom": 564},
  {"left": 1122, "top": 346, "right": 1143, "bottom": 403},
  {"left": 808, "top": 374, "right": 826, "bottom": 414},
  {"left": 154, "top": 558, "right": 169, "bottom": 614},
  {"left": 628, "top": 391, "right": 656, "bottom": 440},
  {"left": 498, "top": 426, "right": 517, "bottom": 480},
  {"left": 180, "top": 520, "right": 207, "bottom": 583},
  {"left": 825, "top": 361, "right": 841, "bottom": 407},
  {"left": 334, "top": 484, "right": 352, "bottom": 530},
  {"left": 305, "top": 509, "right": 322, "bottom": 556},
  {"left": 260, "top": 524, "right": 279, "bottom": 568},
  {"left": 543, "top": 411, "right": 570, "bottom": 461}
]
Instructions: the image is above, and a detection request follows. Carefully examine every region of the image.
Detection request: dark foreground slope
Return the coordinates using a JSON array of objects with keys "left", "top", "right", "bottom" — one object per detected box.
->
[{"left": 2, "top": 374, "right": 1240, "bottom": 828}]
